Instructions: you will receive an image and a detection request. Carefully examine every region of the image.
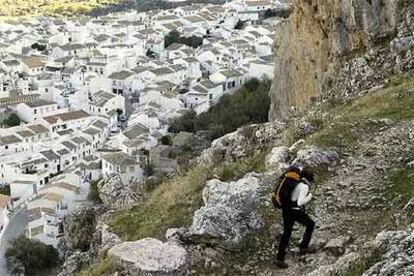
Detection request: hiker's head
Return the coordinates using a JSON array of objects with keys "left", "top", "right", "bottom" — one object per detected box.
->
[{"left": 301, "top": 167, "right": 314, "bottom": 183}]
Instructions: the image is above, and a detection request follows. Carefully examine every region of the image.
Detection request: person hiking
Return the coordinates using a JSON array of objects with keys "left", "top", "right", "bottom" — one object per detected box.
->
[{"left": 272, "top": 166, "right": 316, "bottom": 269}]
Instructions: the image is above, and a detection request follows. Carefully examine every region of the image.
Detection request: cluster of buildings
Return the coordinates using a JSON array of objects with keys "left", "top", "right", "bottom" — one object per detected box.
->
[{"left": 0, "top": 0, "right": 286, "bottom": 247}]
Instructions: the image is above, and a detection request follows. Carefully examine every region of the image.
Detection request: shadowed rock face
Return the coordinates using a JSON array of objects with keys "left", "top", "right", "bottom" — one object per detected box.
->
[{"left": 269, "top": 0, "right": 414, "bottom": 119}]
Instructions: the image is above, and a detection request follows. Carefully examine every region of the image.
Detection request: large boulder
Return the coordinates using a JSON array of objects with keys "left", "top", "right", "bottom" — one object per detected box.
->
[
  {"left": 363, "top": 230, "right": 414, "bottom": 276},
  {"left": 98, "top": 174, "right": 143, "bottom": 208},
  {"left": 293, "top": 146, "right": 338, "bottom": 169},
  {"left": 108, "top": 238, "right": 189, "bottom": 276},
  {"left": 189, "top": 174, "right": 263, "bottom": 250}
]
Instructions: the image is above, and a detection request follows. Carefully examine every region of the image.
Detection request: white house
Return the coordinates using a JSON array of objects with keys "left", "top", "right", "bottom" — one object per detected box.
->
[
  {"left": 15, "top": 99, "right": 59, "bottom": 123},
  {"left": 101, "top": 152, "right": 145, "bottom": 183},
  {"left": 210, "top": 68, "right": 247, "bottom": 95},
  {"left": 89, "top": 90, "right": 125, "bottom": 117}
]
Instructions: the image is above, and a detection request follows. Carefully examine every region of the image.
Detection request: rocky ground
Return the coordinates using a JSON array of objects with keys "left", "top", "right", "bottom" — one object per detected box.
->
[
  {"left": 60, "top": 84, "right": 414, "bottom": 274},
  {"left": 56, "top": 24, "right": 414, "bottom": 276}
]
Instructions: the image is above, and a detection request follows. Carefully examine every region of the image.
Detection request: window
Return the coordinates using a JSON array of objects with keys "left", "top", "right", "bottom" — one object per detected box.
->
[
  {"left": 209, "top": 94, "right": 213, "bottom": 100},
  {"left": 222, "top": 84, "right": 226, "bottom": 91},
  {"left": 34, "top": 109, "right": 37, "bottom": 114}
]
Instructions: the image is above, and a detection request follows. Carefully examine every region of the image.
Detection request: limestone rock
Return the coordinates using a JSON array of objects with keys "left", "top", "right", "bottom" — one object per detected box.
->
[
  {"left": 189, "top": 174, "right": 263, "bottom": 250},
  {"left": 324, "top": 236, "right": 350, "bottom": 256},
  {"left": 363, "top": 230, "right": 414, "bottom": 276},
  {"left": 198, "top": 122, "right": 287, "bottom": 165},
  {"left": 61, "top": 206, "right": 103, "bottom": 253},
  {"left": 202, "top": 175, "right": 260, "bottom": 213},
  {"left": 108, "top": 238, "right": 189, "bottom": 276},
  {"left": 265, "top": 146, "right": 289, "bottom": 171},
  {"left": 293, "top": 146, "right": 338, "bottom": 169},
  {"left": 269, "top": 0, "right": 414, "bottom": 119},
  {"left": 166, "top": 227, "right": 190, "bottom": 245},
  {"left": 58, "top": 250, "right": 90, "bottom": 276},
  {"left": 308, "top": 252, "right": 360, "bottom": 276},
  {"left": 98, "top": 174, "right": 143, "bottom": 208}
]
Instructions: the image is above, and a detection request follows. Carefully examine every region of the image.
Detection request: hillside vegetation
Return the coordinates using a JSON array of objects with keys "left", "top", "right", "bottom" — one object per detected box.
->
[
  {"left": 0, "top": 0, "right": 122, "bottom": 17},
  {"left": 79, "top": 70, "right": 414, "bottom": 275},
  {"left": 169, "top": 78, "right": 271, "bottom": 140}
]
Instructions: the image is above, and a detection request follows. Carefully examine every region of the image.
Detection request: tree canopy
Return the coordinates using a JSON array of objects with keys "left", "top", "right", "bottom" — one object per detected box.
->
[
  {"left": 165, "top": 30, "right": 203, "bottom": 49},
  {"left": 6, "top": 235, "right": 59, "bottom": 275},
  {"left": 169, "top": 78, "right": 271, "bottom": 140}
]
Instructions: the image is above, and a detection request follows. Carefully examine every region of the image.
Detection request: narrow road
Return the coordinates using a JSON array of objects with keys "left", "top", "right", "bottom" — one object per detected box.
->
[{"left": 0, "top": 209, "right": 28, "bottom": 276}]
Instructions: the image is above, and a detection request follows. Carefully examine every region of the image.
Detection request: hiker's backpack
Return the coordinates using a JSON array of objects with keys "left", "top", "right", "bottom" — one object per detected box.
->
[{"left": 271, "top": 167, "right": 301, "bottom": 209}]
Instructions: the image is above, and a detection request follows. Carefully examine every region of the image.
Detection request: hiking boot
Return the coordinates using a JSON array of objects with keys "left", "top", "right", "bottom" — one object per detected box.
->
[
  {"left": 299, "top": 246, "right": 317, "bottom": 255},
  {"left": 274, "top": 259, "right": 289, "bottom": 269}
]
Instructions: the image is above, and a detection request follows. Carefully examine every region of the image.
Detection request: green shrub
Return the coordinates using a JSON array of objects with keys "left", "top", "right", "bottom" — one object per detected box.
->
[
  {"left": 2, "top": 113, "right": 21, "bottom": 127},
  {"left": 88, "top": 179, "right": 102, "bottom": 204},
  {"left": 77, "top": 256, "right": 118, "bottom": 276},
  {"left": 165, "top": 30, "right": 203, "bottom": 49},
  {"left": 160, "top": 135, "right": 172, "bottom": 146},
  {"left": 169, "top": 78, "right": 271, "bottom": 140},
  {"left": 5, "top": 235, "right": 59, "bottom": 275},
  {"left": 0, "top": 185, "right": 10, "bottom": 196},
  {"left": 235, "top": 19, "right": 245, "bottom": 29}
]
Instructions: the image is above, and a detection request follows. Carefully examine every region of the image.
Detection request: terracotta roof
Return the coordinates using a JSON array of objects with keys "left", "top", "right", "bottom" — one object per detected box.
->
[
  {"left": 0, "top": 194, "right": 10, "bottom": 208},
  {"left": 43, "top": 110, "right": 89, "bottom": 124},
  {"left": 42, "top": 192, "right": 62, "bottom": 203},
  {"left": 22, "top": 56, "right": 47, "bottom": 68}
]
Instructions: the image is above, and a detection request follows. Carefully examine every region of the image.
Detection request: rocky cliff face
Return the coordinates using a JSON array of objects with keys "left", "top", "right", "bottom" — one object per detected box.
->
[{"left": 269, "top": 0, "right": 414, "bottom": 119}]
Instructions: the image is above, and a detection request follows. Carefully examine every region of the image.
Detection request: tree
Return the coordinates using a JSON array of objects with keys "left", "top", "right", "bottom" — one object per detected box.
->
[
  {"left": 31, "top": 43, "right": 46, "bottom": 52},
  {"left": 168, "top": 78, "right": 271, "bottom": 140},
  {"left": 264, "top": 9, "right": 276, "bottom": 19},
  {"left": 2, "top": 113, "right": 21, "bottom": 127},
  {"left": 160, "top": 135, "right": 172, "bottom": 146},
  {"left": 88, "top": 179, "right": 102, "bottom": 204},
  {"left": 0, "top": 185, "right": 10, "bottom": 196},
  {"left": 6, "top": 236, "right": 59, "bottom": 275},
  {"left": 164, "top": 30, "right": 203, "bottom": 49},
  {"left": 235, "top": 19, "right": 245, "bottom": 30}
]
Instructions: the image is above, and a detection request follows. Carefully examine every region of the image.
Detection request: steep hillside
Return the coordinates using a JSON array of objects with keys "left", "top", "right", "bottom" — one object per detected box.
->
[
  {"left": 269, "top": 0, "right": 414, "bottom": 119},
  {"left": 65, "top": 69, "right": 414, "bottom": 276},
  {"left": 0, "top": 0, "right": 122, "bottom": 17}
]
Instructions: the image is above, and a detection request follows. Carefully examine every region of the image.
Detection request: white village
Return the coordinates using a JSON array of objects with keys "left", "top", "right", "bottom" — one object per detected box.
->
[{"left": 0, "top": 0, "right": 288, "bottom": 250}]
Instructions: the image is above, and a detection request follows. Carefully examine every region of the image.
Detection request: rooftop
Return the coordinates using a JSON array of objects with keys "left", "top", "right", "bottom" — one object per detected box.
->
[
  {"left": 43, "top": 110, "right": 89, "bottom": 124},
  {"left": 102, "top": 152, "right": 139, "bottom": 166}
]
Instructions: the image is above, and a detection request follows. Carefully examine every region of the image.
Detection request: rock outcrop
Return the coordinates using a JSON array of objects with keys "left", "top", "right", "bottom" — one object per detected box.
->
[
  {"left": 98, "top": 174, "right": 143, "bottom": 208},
  {"left": 198, "top": 122, "right": 287, "bottom": 164},
  {"left": 293, "top": 146, "right": 338, "bottom": 169},
  {"left": 269, "top": 0, "right": 414, "bottom": 119},
  {"left": 61, "top": 206, "right": 103, "bottom": 253},
  {"left": 58, "top": 250, "right": 90, "bottom": 276},
  {"left": 188, "top": 174, "right": 263, "bottom": 250},
  {"left": 363, "top": 230, "right": 414, "bottom": 276},
  {"left": 265, "top": 146, "right": 289, "bottom": 171},
  {"left": 108, "top": 238, "right": 189, "bottom": 276}
]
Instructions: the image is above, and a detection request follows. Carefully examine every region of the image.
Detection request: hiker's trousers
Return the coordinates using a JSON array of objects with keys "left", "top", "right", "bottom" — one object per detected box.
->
[{"left": 276, "top": 208, "right": 315, "bottom": 261}]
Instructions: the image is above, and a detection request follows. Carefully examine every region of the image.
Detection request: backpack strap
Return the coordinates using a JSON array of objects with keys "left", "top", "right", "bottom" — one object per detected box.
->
[{"left": 285, "top": 171, "right": 300, "bottom": 181}]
